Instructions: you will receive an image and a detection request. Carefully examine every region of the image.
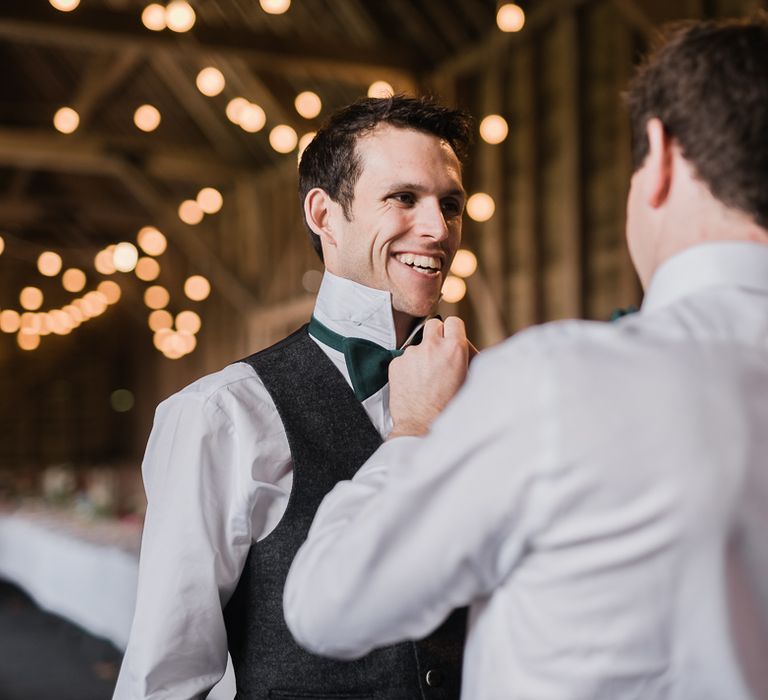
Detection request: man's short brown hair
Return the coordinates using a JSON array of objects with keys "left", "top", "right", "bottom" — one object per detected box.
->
[{"left": 626, "top": 14, "right": 768, "bottom": 228}]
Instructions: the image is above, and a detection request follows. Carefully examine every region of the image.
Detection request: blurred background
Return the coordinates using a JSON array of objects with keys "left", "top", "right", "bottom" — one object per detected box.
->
[{"left": 0, "top": 0, "right": 764, "bottom": 698}]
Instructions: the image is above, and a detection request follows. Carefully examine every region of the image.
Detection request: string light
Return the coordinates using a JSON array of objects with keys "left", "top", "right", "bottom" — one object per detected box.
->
[
  {"left": 178, "top": 200, "right": 204, "bottom": 225},
  {"left": 259, "top": 0, "right": 291, "bottom": 14},
  {"left": 466, "top": 193, "right": 496, "bottom": 222},
  {"left": 134, "top": 104, "right": 161, "bottom": 132},
  {"left": 20, "top": 287, "right": 43, "bottom": 311},
  {"left": 165, "top": 1, "right": 196, "bottom": 32},
  {"left": 269, "top": 125, "right": 298, "bottom": 153},
  {"left": 239, "top": 103, "right": 267, "bottom": 133},
  {"left": 367, "top": 81, "right": 394, "bottom": 98},
  {"left": 0, "top": 235, "right": 4, "bottom": 255},
  {"left": 17, "top": 333, "right": 40, "bottom": 351},
  {"left": 49, "top": 0, "right": 80, "bottom": 11},
  {"left": 450, "top": 250, "right": 478, "bottom": 278},
  {"left": 142, "top": 4, "right": 166, "bottom": 30},
  {"left": 297, "top": 132, "right": 316, "bottom": 163},
  {"left": 97, "top": 280, "right": 122, "bottom": 305},
  {"left": 112, "top": 242, "right": 139, "bottom": 272},
  {"left": 294, "top": 91, "right": 322, "bottom": 119},
  {"left": 94, "top": 247, "right": 117, "bottom": 275},
  {"left": 184, "top": 275, "right": 210, "bottom": 301},
  {"left": 0, "top": 310, "right": 21, "bottom": 333},
  {"left": 479, "top": 115, "right": 509, "bottom": 145},
  {"left": 62, "top": 268, "right": 86, "bottom": 293},
  {"left": 135, "top": 257, "right": 161, "bottom": 281},
  {"left": 144, "top": 285, "right": 170, "bottom": 310},
  {"left": 176, "top": 310, "right": 202, "bottom": 334},
  {"left": 53, "top": 107, "right": 79, "bottom": 134},
  {"left": 148, "top": 309, "right": 173, "bottom": 331},
  {"left": 196, "top": 67, "right": 226, "bottom": 97},
  {"left": 37, "top": 251, "right": 63, "bottom": 277},
  {"left": 441, "top": 275, "right": 467, "bottom": 303},
  {"left": 137, "top": 226, "right": 167, "bottom": 256},
  {"left": 196, "top": 187, "right": 223, "bottom": 214},
  {"left": 496, "top": 3, "right": 526, "bottom": 32},
  {"left": 226, "top": 97, "right": 248, "bottom": 124}
]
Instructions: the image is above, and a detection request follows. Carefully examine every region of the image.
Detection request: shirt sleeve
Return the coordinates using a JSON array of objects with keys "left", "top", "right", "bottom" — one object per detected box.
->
[
  {"left": 283, "top": 339, "right": 557, "bottom": 659},
  {"left": 114, "top": 369, "right": 288, "bottom": 699}
]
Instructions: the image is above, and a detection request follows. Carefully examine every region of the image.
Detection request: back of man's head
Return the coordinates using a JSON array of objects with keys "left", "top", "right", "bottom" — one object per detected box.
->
[
  {"left": 298, "top": 95, "right": 473, "bottom": 260},
  {"left": 626, "top": 14, "right": 768, "bottom": 229}
]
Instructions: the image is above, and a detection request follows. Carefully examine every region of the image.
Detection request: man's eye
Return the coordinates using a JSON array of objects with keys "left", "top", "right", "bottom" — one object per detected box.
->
[
  {"left": 389, "top": 193, "right": 415, "bottom": 206},
  {"left": 441, "top": 199, "right": 463, "bottom": 217}
]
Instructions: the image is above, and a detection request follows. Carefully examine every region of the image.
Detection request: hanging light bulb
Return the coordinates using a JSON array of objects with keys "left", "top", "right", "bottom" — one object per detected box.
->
[{"left": 165, "top": 0, "right": 196, "bottom": 32}]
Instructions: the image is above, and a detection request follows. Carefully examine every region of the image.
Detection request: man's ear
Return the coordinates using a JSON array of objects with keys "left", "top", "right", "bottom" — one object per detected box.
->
[
  {"left": 644, "top": 117, "right": 673, "bottom": 208},
  {"left": 304, "top": 188, "right": 339, "bottom": 250}
]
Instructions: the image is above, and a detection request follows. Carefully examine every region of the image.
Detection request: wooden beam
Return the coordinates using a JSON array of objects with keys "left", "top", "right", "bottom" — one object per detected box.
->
[
  {"left": 151, "top": 52, "right": 246, "bottom": 162},
  {"left": 433, "top": 0, "right": 593, "bottom": 80},
  {"left": 0, "top": 0, "right": 418, "bottom": 86},
  {"left": 74, "top": 49, "right": 142, "bottom": 128}
]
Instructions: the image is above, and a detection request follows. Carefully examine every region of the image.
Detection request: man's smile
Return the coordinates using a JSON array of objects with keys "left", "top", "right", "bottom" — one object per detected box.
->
[{"left": 393, "top": 252, "right": 443, "bottom": 276}]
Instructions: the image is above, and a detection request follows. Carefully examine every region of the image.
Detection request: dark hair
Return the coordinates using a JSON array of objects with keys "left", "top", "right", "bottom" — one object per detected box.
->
[
  {"left": 625, "top": 14, "right": 768, "bottom": 228},
  {"left": 298, "top": 95, "right": 473, "bottom": 259}
]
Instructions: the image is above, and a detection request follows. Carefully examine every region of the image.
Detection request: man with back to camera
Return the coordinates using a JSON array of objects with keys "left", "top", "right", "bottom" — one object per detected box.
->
[
  {"left": 285, "top": 17, "right": 768, "bottom": 700},
  {"left": 113, "top": 96, "right": 472, "bottom": 699}
]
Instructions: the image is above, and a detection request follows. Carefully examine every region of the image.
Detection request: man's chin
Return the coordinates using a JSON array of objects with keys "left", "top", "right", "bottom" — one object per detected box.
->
[{"left": 392, "top": 295, "right": 440, "bottom": 320}]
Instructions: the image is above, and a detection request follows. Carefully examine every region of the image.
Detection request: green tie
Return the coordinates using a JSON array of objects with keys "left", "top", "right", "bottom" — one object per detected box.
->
[{"left": 308, "top": 316, "right": 404, "bottom": 401}]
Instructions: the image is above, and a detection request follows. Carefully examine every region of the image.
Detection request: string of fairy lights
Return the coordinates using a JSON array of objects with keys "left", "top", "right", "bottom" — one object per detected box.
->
[{"left": 21, "top": 0, "right": 528, "bottom": 353}]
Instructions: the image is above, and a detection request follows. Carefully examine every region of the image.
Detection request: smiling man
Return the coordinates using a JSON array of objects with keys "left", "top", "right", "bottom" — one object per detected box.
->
[{"left": 113, "top": 96, "right": 472, "bottom": 700}]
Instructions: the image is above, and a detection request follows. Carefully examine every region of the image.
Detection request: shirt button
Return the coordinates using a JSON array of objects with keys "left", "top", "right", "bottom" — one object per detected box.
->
[{"left": 425, "top": 669, "right": 443, "bottom": 687}]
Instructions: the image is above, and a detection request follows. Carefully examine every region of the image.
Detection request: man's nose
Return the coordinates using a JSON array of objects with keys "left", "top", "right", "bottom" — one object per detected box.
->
[{"left": 415, "top": 198, "right": 450, "bottom": 240}]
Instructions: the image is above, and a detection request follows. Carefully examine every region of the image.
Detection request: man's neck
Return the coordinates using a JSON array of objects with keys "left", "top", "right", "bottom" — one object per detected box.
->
[{"left": 392, "top": 309, "right": 419, "bottom": 348}]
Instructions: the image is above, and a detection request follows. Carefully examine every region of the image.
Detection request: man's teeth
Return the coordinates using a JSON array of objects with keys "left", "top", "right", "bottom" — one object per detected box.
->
[{"left": 395, "top": 253, "right": 442, "bottom": 271}]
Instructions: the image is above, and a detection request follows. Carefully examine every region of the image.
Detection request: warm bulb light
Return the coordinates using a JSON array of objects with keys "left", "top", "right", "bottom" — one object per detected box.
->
[
  {"left": 137, "top": 226, "right": 167, "bottom": 256},
  {"left": 259, "top": 0, "right": 291, "bottom": 14},
  {"left": 20, "top": 287, "right": 43, "bottom": 311},
  {"left": 298, "top": 132, "right": 316, "bottom": 163},
  {"left": 367, "top": 81, "right": 394, "bottom": 98},
  {"left": 135, "top": 256, "right": 161, "bottom": 281},
  {"left": 179, "top": 199, "right": 204, "bottom": 225},
  {"left": 94, "top": 247, "right": 117, "bottom": 275},
  {"left": 38, "top": 251, "right": 63, "bottom": 277},
  {"left": 269, "top": 124, "right": 298, "bottom": 153},
  {"left": 142, "top": 3, "right": 166, "bottom": 30},
  {"left": 165, "top": 0, "right": 196, "bottom": 32},
  {"left": 184, "top": 275, "right": 210, "bottom": 301},
  {"left": 450, "top": 250, "right": 478, "bottom": 278},
  {"left": 496, "top": 3, "right": 526, "bottom": 32},
  {"left": 479, "top": 115, "right": 509, "bottom": 145},
  {"left": 134, "top": 104, "right": 161, "bottom": 132},
  {"left": 53, "top": 107, "right": 79, "bottom": 134},
  {"left": 175, "top": 310, "right": 202, "bottom": 334},
  {"left": 49, "top": 0, "right": 80, "bottom": 10},
  {"left": 294, "top": 91, "right": 322, "bottom": 119},
  {"left": 196, "top": 67, "right": 226, "bottom": 97},
  {"left": 239, "top": 103, "right": 266, "bottom": 133},
  {"left": 197, "top": 187, "right": 223, "bottom": 214},
  {"left": 17, "top": 332, "right": 40, "bottom": 351},
  {"left": 441, "top": 275, "right": 467, "bottom": 303},
  {"left": 0, "top": 310, "right": 21, "bottom": 333},
  {"left": 226, "top": 97, "right": 248, "bottom": 124},
  {"left": 466, "top": 192, "right": 496, "bottom": 222},
  {"left": 144, "top": 285, "right": 170, "bottom": 310},
  {"left": 0, "top": 235, "right": 4, "bottom": 255},
  {"left": 62, "top": 268, "right": 86, "bottom": 293},
  {"left": 113, "top": 242, "right": 139, "bottom": 272},
  {"left": 148, "top": 309, "right": 173, "bottom": 331},
  {"left": 98, "top": 280, "right": 122, "bottom": 304}
]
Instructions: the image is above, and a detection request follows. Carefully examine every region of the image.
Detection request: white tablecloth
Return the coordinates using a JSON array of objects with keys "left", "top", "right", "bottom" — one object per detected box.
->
[{"left": 0, "top": 510, "right": 235, "bottom": 699}]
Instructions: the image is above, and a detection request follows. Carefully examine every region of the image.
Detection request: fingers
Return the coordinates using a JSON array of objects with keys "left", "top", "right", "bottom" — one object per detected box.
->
[
  {"left": 422, "top": 317, "right": 444, "bottom": 340},
  {"left": 442, "top": 316, "right": 466, "bottom": 342}
]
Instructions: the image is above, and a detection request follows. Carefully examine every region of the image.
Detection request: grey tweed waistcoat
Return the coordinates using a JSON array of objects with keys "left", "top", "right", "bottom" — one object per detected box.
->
[{"left": 223, "top": 325, "right": 466, "bottom": 700}]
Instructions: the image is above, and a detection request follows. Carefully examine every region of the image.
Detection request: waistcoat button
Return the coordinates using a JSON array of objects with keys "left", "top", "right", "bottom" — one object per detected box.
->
[{"left": 425, "top": 669, "right": 443, "bottom": 687}]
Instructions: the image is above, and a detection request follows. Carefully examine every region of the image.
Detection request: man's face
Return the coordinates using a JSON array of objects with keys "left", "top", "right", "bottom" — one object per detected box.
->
[{"left": 326, "top": 125, "right": 465, "bottom": 319}]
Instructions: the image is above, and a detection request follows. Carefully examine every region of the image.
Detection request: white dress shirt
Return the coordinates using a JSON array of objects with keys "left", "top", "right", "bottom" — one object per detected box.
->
[
  {"left": 114, "top": 272, "right": 405, "bottom": 699},
  {"left": 285, "top": 242, "right": 768, "bottom": 700}
]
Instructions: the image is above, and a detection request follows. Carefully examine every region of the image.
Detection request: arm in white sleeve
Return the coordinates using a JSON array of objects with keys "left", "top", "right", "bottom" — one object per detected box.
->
[
  {"left": 284, "top": 341, "right": 555, "bottom": 658},
  {"left": 114, "top": 369, "right": 287, "bottom": 700}
]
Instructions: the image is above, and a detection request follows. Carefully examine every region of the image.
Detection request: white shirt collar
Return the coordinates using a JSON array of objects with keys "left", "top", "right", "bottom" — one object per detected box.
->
[
  {"left": 641, "top": 241, "right": 768, "bottom": 313},
  {"left": 312, "top": 271, "right": 400, "bottom": 349}
]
